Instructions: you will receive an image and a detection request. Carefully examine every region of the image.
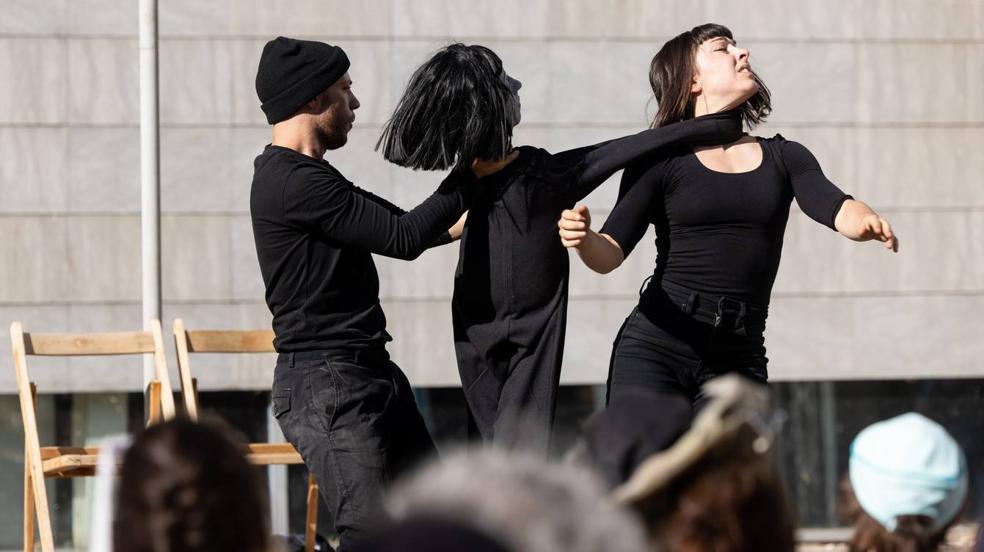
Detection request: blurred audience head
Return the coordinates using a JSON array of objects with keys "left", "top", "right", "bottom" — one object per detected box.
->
[
  {"left": 841, "top": 412, "right": 968, "bottom": 552},
  {"left": 381, "top": 448, "right": 649, "bottom": 552},
  {"left": 353, "top": 514, "right": 512, "bottom": 552},
  {"left": 607, "top": 375, "right": 795, "bottom": 552},
  {"left": 114, "top": 417, "right": 271, "bottom": 552}
]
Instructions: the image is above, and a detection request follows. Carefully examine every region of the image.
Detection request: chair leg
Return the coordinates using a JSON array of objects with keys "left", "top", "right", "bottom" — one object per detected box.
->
[
  {"left": 27, "top": 383, "right": 54, "bottom": 552},
  {"left": 305, "top": 472, "right": 319, "bottom": 552},
  {"left": 24, "top": 458, "right": 35, "bottom": 552},
  {"left": 146, "top": 381, "right": 162, "bottom": 426}
]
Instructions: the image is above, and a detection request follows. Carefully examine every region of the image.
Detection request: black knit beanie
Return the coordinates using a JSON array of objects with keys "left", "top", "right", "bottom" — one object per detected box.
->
[{"left": 255, "top": 36, "right": 350, "bottom": 124}]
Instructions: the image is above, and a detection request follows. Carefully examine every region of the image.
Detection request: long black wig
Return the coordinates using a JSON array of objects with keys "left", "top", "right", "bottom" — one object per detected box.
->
[{"left": 377, "top": 44, "right": 519, "bottom": 171}]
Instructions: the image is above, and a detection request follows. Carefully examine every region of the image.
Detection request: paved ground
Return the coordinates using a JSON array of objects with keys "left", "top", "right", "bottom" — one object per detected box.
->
[{"left": 798, "top": 524, "right": 978, "bottom": 551}]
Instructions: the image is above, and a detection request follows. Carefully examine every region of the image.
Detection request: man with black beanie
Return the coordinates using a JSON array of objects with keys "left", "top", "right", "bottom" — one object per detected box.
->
[{"left": 251, "top": 36, "right": 505, "bottom": 551}]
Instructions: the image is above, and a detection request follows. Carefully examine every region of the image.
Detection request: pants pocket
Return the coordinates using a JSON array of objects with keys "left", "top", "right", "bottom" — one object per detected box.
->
[{"left": 271, "top": 391, "right": 292, "bottom": 418}]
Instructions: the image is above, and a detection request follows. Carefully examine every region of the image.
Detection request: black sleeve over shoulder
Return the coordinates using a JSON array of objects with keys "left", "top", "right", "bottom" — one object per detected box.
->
[
  {"left": 349, "top": 182, "right": 455, "bottom": 248},
  {"left": 349, "top": 184, "right": 406, "bottom": 216},
  {"left": 779, "top": 139, "right": 852, "bottom": 231},
  {"left": 597, "top": 158, "right": 667, "bottom": 258},
  {"left": 544, "top": 110, "right": 744, "bottom": 204},
  {"left": 284, "top": 168, "right": 474, "bottom": 259}
]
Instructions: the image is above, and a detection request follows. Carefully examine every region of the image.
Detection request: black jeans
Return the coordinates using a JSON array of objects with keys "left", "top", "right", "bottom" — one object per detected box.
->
[
  {"left": 607, "top": 282, "right": 769, "bottom": 410},
  {"left": 271, "top": 349, "right": 437, "bottom": 552}
]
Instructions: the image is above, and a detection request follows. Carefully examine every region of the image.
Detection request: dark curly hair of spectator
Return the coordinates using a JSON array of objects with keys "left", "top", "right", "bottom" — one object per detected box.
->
[
  {"left": 114, "top": 418, "right": 271, "bottom": 552},
  {"left": 841, "top": 478, "right": 953, "bottom": 552},
  {"left": 633, "top": 426, "right": 795, "bottom": 552}
]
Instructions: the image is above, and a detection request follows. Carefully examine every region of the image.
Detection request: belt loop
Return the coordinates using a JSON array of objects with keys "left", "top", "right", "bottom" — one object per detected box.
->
[
  {"left": 288, "top": 352, "right": 295, "bottom": 368},
  {"left": 713, "top": 297, "right": 727, "bottom": 328},
  {"left": 683, "top": 291, "right": 698, "bottom": 315},
  {"left": 735, "top": 302, "right": 747, "bottom": 333}
]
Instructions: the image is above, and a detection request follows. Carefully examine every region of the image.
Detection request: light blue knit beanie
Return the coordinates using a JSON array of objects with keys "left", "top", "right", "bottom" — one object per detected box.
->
[{"left": 849, "top": 412, "right": 968, "bottom": 533}]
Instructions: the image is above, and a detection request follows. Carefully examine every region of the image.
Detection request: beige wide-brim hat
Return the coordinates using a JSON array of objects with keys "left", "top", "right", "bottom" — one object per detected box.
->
[{"left": 612, "top": 374, "right": 772, "bottom": 506}]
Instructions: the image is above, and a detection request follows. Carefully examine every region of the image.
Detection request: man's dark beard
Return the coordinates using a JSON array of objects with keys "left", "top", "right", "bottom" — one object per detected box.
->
[{"left": 318, "top": 119, "right": 349, "bottom": 151}]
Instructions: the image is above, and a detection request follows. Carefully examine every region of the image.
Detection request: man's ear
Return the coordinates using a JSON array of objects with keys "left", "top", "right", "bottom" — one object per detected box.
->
[{"left": 305, "top": 90, "right": 329, "bottom": 113}]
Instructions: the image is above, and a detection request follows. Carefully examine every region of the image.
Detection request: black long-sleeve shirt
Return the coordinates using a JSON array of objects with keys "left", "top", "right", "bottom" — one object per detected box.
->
[
  {"left": 600, "top": 135, "right": 851, "bottom": 307},
  {"left": 251, "top": 145, "right": 473, "bottom": 352}
]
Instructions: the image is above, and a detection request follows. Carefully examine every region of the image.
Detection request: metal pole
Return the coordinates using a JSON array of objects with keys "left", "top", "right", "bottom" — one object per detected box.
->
[
  {"left": 139, "top": 0, "right": 161, "bottom": 386},
  {"left": 268, "top": 408, "right": 290, "bottom": 533}
]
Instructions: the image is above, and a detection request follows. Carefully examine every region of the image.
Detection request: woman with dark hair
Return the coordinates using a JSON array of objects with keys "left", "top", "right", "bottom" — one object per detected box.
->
[
  {"left": 378, "top": 43, "right": 744, "bottom": 451},
  {"left": 114, "top": 418, "right": 271, "bottom": 552},
  {"left": 558, "top": 23, "right": 899, "bottom": 408}
]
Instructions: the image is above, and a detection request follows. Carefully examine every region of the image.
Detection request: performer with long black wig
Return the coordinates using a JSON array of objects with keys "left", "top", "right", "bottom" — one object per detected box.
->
[
  {"left": 558, "top": 24, "right": 899, "bottom": 409},
  {"left": 377, "top": 43, "right": 745, "bottom": 452}
]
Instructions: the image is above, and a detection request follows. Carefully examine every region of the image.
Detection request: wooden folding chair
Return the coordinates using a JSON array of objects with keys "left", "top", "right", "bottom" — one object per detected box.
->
[
  {"left": 172, "top": 318, "right": 319, "bottom": 552},
  {"left": 11, "top": 319, "right": 175, "bottom": 552}
]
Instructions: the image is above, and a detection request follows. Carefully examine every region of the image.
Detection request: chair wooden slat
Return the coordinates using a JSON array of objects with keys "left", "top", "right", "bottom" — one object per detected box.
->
[
  {"left": 42, "top": 454, "right": 100, "bottom": 474},
  {"left": 23, "top": 331, "right": 155, "bottom": 356},
  {"left": 39, "top": 446, "right": 100, "bottom": 460},
  {"left": 185, "top": 330, "right": 275, "bottom": 353},
  {"left": 245, "top": 443, "right": 304, "bottom": 465}
]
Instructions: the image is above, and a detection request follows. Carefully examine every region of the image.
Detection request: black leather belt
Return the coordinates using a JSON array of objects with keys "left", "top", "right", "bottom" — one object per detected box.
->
[
  {"left": 641, "top": 277, "right": 768, "bottom": 335},
  {"left": 280, "top": 347, "right": 389, "bottom": 366}
]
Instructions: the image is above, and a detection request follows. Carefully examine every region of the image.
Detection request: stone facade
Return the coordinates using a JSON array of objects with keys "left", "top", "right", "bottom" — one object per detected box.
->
[{"left": 1, "top": 0, "right": 982, "bottom": 392}]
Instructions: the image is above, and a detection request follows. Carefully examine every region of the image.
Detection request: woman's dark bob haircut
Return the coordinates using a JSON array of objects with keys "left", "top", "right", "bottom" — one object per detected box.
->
[
  {"left": 377, "top": 43, "right": 517, "bottom": 171},
  {"left": 649, "top": 23, "right": 771, "bottom": 129}
]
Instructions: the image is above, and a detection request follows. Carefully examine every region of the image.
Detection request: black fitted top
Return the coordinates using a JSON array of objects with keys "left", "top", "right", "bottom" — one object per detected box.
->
[
  {"left": 251, "top": 145, "right": 472, "bottom": 352},
  {"left": 601, "top": 135, "right": 851, "bottom": 307}
]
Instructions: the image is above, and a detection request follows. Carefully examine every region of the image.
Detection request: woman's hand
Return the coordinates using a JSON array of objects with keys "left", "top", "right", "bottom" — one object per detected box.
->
[
  {"left": 834, "top": 199, "right": 899, "bottom": 252},
  {"left": 470, "top": 150, "right": 520, "bottom": 178},
  {"left": 558, "top": 205, "right": 592, "bottom": 248},
  {"left": 858, "top": 213, "right": 898, "bottom": 252},
  {"left": 557, "top": 205, "right": 625, "bottom": 273}
]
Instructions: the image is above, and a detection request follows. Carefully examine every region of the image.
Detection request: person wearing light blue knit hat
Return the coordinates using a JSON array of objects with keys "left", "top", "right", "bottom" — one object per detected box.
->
[{"left": 845, "top": 412, "right": 968, "bottom": 552}]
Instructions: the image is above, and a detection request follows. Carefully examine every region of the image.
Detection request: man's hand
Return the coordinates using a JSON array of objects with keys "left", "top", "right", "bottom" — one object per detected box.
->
[
  {"left": 470, "top": 150, "right": 519, "bottom": 178},
  {"left": 558, "top": 205, "right": 592, "bottom": 248}
]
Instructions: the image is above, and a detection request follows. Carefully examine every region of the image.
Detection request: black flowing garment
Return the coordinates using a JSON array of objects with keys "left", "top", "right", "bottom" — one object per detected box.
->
[{"left": 451, "top": 111, "right": 743, "bottom": 452}]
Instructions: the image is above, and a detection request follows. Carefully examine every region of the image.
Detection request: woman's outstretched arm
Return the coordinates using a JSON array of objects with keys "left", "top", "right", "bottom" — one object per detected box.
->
[
  {"left": 558, "top": 205, "right": 626, "bottom": 273},
  {"left": 833, "top": 199, "right": 898, "bottom": 251},
  {"left": 781, "top": 139, "right": 899, "bottom": 253}
]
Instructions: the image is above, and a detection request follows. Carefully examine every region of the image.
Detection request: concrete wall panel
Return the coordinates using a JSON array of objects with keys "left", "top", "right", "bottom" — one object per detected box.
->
[
  {"left": 67, "top": 38, "right": 138, "bottom": 125},
  {"left": 0, "top": 128, "right": 69, "bottom": 213},
  {"left": 0, "top": 38, "right": 66, "bottom": 124},
  {"left": 161, "top": 215, "right": 232, "bottom": 301},
  {"left": 67, "top": 0, "right": 136, "bottom": 36},
  {"left": 65, "top": 216, "right": 142, "bottom": 301},
  {"left": 68, "top": 127, "right": 141, "bottom": 213},
  {"left": 0, "top": 217, "right": 71, "bottom": 303},
  {"left": 0, "top": 0, "right": 67, "bottom": 35},
  {"left": 159, "top": 39, "right": 235, "bottom": 125},
  {"left": 162, "top": 128, "right": 241, "bottom": 212}
]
